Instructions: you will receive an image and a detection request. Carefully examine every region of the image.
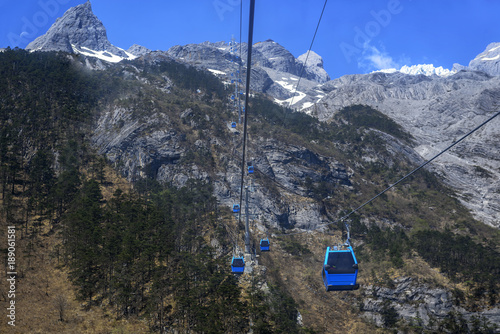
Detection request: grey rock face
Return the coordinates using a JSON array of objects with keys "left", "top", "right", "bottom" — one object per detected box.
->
[
  {"left": 317, "top": 70, "right": 500, "bottom": 228},
  {"left": 166, "top": 43, "right": 235, "bottom": 70},
  {"left": 452, "top": 63, "right": 468, "bottom": 72},
  {"left": 26, "top": 1, "right": 131, "bottom": 59},
  {"left": 164, "top": 39, "right": 329, "bottom": 110},
  {"left": 218, "top": 141, "right": 351, "bottom": 230},
  {"left": 127, "top": 44, "right": 151, "bottom": 57},
  {"left": 253, "top": 39, "right": 299, "bottom": 76},
  {"left": 91, "top": 107, "right": 180, "bottom": 181},
  {"left": 362, "top": 277, "right": 499, "bottom": 330},
  {"left": 91, "top": 95, "right": 351, "bottom": 230},
  {"left": 252, "top": 40, "right": 330, "bottom": 84},
  {"left": 297, "top": 50, "right": 330, "bottom": 83},
  {"left": 469, "top": 42, "right": 500, "bottom": 76}
]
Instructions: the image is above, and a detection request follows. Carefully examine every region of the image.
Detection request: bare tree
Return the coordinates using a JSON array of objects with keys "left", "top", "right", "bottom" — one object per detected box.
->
[{"left": 54, "top": 294, "right": 69, "bottom": 322}]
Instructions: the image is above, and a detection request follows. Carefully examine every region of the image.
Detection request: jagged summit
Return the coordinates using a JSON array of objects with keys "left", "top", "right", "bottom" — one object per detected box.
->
[
  {"left": 252, "top": 40, "right": 329, "bottom": 83},
  {"left": 399, "top": 64, "right": 455, "bottom": 77},
  {"left": 26, "top": 1, "right": 136, "bottom": 63},
  {"left": 297, "top": 50, "right": 330, "bottom": 83},
  {"left": 253, "top": 39, "right": 297, "bottom": 73},
  {"left": 374, "top": 64, "right": 456, "bottom": 77}
]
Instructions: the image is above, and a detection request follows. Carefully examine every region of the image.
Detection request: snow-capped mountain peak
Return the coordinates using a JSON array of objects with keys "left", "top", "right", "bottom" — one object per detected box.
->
[
  {"left": 374, "top": 64, "right": 455, "bottom": 77},
  {"left": 26, "top": 1, "right": 145, "bottom": 63},
  {"left": 375, "top": 43, "right": 500, "bottom": 77},
  {"left": 468, "top": 42, "right": 500, "bottom": 76},
  {"left": 399, "top": 64, "right": 455, "bottom": 77}
]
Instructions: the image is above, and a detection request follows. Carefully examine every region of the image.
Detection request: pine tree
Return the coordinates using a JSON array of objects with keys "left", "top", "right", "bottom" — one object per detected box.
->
[{"left": 64, "top": 179, "right": 104, "bottom": 304}]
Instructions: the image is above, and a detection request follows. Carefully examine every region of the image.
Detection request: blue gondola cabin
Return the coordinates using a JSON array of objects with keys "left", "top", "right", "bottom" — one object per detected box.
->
[
  {"left": 247, "top": 161, "right": 254, "bottom": 174},
  {"left": 232, "top": 204, "right": 240, "bottom": 213},
  {"left": 259, "top": 238, "right": 270, "bottom": 251},
  {"left": 231, "top": 122, "right": 237, "bottom": 128},
  {"left": 322, "top": 246, "right": 359, "bottom": 291},
  {"left": 231, "top": 256, "right": 245, "bottom": 273}
]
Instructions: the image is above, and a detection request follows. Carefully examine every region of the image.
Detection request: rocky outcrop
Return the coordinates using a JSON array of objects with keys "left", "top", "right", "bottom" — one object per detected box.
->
[
  {"left": 252, "top": 39, "right": 300, "bottom": 75},
  {"left": 166, "top": 43, "right": 236, "bottom": 72},
  {"left": 91, "top": 106, "right": 182, "bottom": 181},
  {"left": 362, "top": 277, "right": 500, "bottom": 331},
  {"left": 240, "top": 39, "right": 330, "bottom": 84}
]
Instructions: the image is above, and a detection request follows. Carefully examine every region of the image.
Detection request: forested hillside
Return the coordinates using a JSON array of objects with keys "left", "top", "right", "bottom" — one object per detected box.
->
[{"left": 0, "top": 49, "right": 313, "bottom": 333}]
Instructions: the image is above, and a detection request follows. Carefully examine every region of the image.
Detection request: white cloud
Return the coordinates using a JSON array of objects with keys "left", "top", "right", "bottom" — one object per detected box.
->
[
  {"left": 366, "top": 46, "right": 395, "bottom": 68},
  {"left": 357, "top": 43, "right": 409, "bottom": 73}
]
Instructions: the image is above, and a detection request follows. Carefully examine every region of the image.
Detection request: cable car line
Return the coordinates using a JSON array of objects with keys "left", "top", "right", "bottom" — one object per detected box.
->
[
  {"left": 230, "top": 0, "right": 256, "bottom": 273},
  {"left": 239, "top": 0, "right": 243, "bottom": 61},
  {"left": 230, "top": 0, "right": 328, "bottom": 257},
  {"left": 238, "top": 0, "right": 244, "bottom": 124},
  {"left": 224, "top": 0, "right": 329, "bottom": 259},
  {"left": 237, "top": 0, "right": 256, "bottom": 225}
]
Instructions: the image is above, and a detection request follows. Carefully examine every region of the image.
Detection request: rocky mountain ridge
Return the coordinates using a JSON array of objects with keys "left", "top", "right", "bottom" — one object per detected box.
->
[
  {"left": 374, "top": 43, "right": 500, "bottom": 78},
  {"left": 164, "top": 39, "right": 330, "bottom": 111},
  {"left": 24, "top": 2, "right": 329, "bottom": 110}
]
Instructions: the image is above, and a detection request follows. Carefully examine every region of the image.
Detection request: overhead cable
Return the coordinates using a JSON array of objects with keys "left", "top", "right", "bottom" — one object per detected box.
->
[{"left": 286, "top": 0, "right": 328, "bottom": 112}]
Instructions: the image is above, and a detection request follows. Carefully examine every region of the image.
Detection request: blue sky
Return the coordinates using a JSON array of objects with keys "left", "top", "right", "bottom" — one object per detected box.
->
[{"left": 1, "top": 0, "right": 499, "bottom": 79}]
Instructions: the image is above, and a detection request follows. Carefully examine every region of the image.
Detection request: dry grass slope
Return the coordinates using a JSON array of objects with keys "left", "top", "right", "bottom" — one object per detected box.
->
[{"left": 0, "top": 165, "right": 147, "bottom": 334}]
